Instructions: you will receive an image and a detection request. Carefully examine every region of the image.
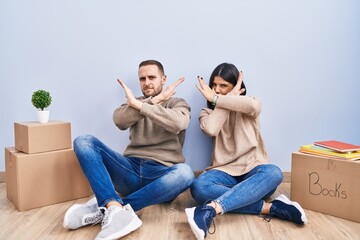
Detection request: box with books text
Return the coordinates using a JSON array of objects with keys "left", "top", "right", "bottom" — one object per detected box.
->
[{"left": 290, "top": 152, "right": 360, "bottom": 222}]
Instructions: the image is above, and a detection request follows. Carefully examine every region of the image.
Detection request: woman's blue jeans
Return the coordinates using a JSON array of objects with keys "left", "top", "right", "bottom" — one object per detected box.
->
[
  {"left": 73, "top": 134, "right": 194, "bottom": 211},
  {"left": 190, "top": 164, "right": 283, "bottom": 215}
]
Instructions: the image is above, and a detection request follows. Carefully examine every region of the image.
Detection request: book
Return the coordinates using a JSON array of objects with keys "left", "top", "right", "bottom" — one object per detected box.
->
[
  {"left": 314, "top": 140, "right": 360, "bottom": 153},
  {"left": 299, "top": 144, "right": 360, "bottom": 161}
]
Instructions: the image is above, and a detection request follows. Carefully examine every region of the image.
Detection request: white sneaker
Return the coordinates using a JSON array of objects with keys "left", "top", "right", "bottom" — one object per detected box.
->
[
  {"left": 63, "top": 197, "right": 104, "bottom": 230},
  {"left": 95, "top": 204, "right": 142, "bottom": 240}
]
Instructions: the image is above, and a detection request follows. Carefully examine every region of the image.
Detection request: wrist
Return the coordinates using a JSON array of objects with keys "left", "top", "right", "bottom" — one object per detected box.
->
[
  {"left": 129, "top": 99, "right": 143, "bottom": 110},
  {"left": 212, "top": 95, "right": 219, "bottom": 106},
  {"left": 151, "top": 95, "right": 162, "bottom": 104}
]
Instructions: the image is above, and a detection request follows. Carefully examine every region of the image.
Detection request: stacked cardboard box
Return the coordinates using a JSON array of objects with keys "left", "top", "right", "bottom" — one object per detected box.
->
[{"left": 5, "top": 121, "right": 91, "bottom": 211}]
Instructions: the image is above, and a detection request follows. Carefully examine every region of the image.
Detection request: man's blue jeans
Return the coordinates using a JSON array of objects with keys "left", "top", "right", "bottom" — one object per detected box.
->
[
  {"left": 73, "top": 135, "right": 195, "bottom": 211},
  {"left": 190, "top": 164, "right": 283, "bottom": 214}
]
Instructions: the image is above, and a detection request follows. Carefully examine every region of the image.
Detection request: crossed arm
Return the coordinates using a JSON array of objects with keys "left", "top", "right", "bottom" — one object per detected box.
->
[
  {"left": 117, "top": 77, "right": 185, "bottom": 110},
  {"left": 113, "top": 78, "right": 190, "bottom": 133},
  {"left": 195, "top": 71, "right": 245, "bottom": 102},
  {"left": 196, "top": 72, "right": 260, "bottom": 136}
]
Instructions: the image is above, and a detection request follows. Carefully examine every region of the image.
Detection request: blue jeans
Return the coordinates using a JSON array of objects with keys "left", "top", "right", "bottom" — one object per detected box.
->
[
  {"left": 73, "top": 134, "right": 195, "bottom": 211},
  {"left": 190, "top": 164, "right": 283, "bottom": 215}
]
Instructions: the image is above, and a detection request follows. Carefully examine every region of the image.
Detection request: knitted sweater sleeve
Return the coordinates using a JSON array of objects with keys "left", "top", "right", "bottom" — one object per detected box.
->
[
  {"left": 199, "top": 108, "right": 230, "bottom": 137},
  {"left": 112, "top": 97, "right": 151, "bottom": 130},
  {"left": 199, "top": 95, "right": 261, "bottom": 137},
  {"left": 216, "top": 95, "right": 261, "bottom": 117},
  {"left": 140, "top": 98, "right": 191, "bottom": 134}
]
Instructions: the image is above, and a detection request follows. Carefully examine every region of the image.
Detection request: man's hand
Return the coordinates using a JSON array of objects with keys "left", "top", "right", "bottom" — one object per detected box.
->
[
  {"left": 228, "top": 71, "right": 245, "bottom": 96},
  {"left": 151, "top": 77, "right": 185, "bottom": 104},
  {"left": 195, "top": 76, "right": 216, "bottom": 102},
  {"left": 117, "top": 79, "right": 143, "bottom": 110}
]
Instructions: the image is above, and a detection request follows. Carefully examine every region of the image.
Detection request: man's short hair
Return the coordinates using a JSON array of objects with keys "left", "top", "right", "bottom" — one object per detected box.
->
[{"left": 139, "top": 60, "right": 165, "bottom": 75}]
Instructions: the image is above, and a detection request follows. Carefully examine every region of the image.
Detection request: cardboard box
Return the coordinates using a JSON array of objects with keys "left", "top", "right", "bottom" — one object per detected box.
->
[
  {"left": 5, "top": 147, "right": 92, "bottom": 211},
  {"left": 290, "top": 152, "right": 360, "bottom": 222},
  {"left": 14, "top": 121, "right": 72, "bottom": 154}
]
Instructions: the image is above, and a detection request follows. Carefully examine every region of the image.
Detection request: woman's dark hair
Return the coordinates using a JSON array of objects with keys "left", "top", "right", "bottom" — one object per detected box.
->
[{"left": 207, "top": 63, "right": 246, "bottom": 109}]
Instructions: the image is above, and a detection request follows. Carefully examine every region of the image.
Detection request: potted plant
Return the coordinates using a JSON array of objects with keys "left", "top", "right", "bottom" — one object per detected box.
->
[{"left": 31, "top": 89, "right": 52, "bottom": 123}]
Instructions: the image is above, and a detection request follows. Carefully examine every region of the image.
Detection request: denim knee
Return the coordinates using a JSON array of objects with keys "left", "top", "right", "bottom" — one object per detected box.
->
[
  {"left": 173, "top": 163, "right": 195, "bottom": 187},
  {"left": 267, "top": 164, "right": 283, "bottom": 186},
  {"left": 73, "top": 134, "right": 99, "bottom": 165},
  {"left": 73, "top": 134, "right": 96, "bottom": 150},
  {"left": 190, "top": 176, "right": 208, "bottom": 205}
]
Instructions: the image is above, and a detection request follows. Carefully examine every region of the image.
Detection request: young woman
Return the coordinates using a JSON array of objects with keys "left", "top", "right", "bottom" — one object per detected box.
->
[{"left": 185, "top": 63, "right": 307, "bottom": 240}]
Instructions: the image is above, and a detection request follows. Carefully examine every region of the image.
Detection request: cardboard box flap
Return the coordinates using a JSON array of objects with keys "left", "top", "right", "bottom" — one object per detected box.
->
[{"left": 5, "top": 147, "right": 19, "bottom": 208}]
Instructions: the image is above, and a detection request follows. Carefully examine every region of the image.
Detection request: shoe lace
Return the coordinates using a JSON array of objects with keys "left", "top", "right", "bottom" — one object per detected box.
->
[
  {"left": 262, "top": 215, "right": 272, "bottom": 222},
  {"left": 100, "top": 207, "right": 110, "bottom": 226},
  {"left": 207, "top": 202, "right": 218, "bottom": 235},
  {"left": 271, "top": 203, "right": 292, "bottom": 222},
  {"left": 207, "top": 218, "right": 216, "bottom": 235},
  {"left": 84, "top": 207, "right": 105, "bottom": 226}
]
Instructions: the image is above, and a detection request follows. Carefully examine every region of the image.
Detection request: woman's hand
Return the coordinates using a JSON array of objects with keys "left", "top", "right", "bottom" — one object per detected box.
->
[
  {"left": 228, "top": 71, "right": 245, "bottom": 96},
  {"left": 196, "top": 76, "right": 216, "bottom": 102}
]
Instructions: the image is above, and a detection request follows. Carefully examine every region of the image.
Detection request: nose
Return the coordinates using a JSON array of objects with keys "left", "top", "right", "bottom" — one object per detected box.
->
[
  {"left": 214, "top": 86, "right": 220, "bottom": 94},
  {"left": 144, "top": 78, "right": 151, "bottom": 86}
]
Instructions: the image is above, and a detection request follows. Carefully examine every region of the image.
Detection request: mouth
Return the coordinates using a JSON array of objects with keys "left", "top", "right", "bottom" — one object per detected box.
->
[{"left": 143, "top": 88, "right": 154, "bottom": 97}]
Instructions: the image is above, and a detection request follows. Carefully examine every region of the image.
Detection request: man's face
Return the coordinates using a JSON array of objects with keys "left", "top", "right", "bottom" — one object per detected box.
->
[{"left": 138, "top": 65, "right": 166, "bottom": 97}]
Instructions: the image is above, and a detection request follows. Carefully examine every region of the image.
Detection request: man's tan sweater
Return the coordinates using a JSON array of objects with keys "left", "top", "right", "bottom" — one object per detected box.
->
[
  {"left": 199, "top": 95, "right": 268, "bottom": 176},
  {"left": 113, "top": 97, "right": 191, "bottom": 166}
]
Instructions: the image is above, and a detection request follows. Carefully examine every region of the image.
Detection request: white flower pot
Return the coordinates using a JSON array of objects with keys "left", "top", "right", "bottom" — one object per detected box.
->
[{"left": 37, "top": 110, "right": 50, "bottom": 123}]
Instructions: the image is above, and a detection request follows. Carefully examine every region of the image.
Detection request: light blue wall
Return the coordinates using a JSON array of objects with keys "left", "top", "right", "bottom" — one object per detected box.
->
[{"left": 1, "top": 0, "right": 360, "bottom": 172}]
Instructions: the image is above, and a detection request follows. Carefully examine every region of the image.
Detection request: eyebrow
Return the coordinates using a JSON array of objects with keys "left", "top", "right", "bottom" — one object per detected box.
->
[
  {"left": 213, "top": 82, "right": 230, "bottom": 86},
  {"left": 139, "top": 75, "right": 157, "bottom": 79}
]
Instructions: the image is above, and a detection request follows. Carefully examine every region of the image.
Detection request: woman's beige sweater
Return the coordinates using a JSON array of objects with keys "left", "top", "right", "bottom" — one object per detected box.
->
[{"left": 199, "top": 95, "right": 268, "bottom": 176}]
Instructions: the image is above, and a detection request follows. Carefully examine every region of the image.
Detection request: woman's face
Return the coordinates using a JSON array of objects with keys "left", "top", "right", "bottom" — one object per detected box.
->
[{"left": 212, "top": 76, "right": 234, "bottom": 95}]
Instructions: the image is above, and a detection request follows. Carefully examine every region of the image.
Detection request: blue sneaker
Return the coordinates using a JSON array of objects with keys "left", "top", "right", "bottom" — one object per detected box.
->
[
  {"left": 270, "top": 194, "right": 307, "bottom": 224},
  {"left": 185, "top": 205, "right": 216, "bottom": 240}
]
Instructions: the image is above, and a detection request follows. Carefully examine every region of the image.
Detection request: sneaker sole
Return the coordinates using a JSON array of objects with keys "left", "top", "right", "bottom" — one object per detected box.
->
[
  {"left": 95, "top": 214, "right": 142, "bottom": 240},
  {"left": 185, "top": 207, "right": 205, "bottom": 240},
  {"left": 276, "top": 194, "right": 308, "bottom": 224},
  {"left": 63, "top": 197, "right": 98, "bottom": 229}
]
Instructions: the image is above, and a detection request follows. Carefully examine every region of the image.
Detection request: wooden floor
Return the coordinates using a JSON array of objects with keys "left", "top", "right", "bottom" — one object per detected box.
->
[{"left": 1, "top": 182, "right": 360, "bottom": 240}]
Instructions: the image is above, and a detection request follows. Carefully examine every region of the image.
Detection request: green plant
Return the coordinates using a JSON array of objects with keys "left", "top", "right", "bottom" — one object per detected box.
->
[{"left": 31, "top": 90, "right": 52, "bottom": 111}]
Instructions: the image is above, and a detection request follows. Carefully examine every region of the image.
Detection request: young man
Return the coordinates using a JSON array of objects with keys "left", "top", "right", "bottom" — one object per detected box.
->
[{"left": 63, "top": 60, "right": 194, "bottom": 240}]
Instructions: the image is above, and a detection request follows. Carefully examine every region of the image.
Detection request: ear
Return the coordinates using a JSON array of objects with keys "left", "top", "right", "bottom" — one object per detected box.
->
[{"left": 162, "top": 75, "right": 167, "bottom": 85}]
